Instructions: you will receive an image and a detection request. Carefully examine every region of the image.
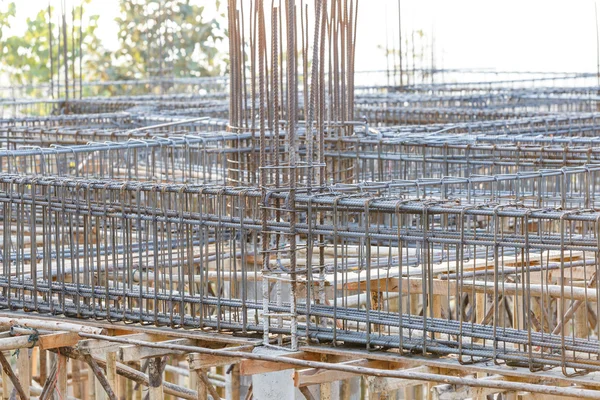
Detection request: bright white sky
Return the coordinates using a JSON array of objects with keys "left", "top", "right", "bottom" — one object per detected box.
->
[{"left": 5, "top": 0, "right": 600, "bottom": 74}]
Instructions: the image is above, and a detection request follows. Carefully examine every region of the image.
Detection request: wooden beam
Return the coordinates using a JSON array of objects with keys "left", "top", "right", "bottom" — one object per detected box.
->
[
  {"left": 119, "top": 339, "right": 196, "bottom": 362},
  {"left": 188, "top": 348, "right": 256, "bottom": 370},
  {"left": 366, "top": 366, "right": 438, "bottom": 393},
  {"left": 293, "top": 360, "right": 390, "bottom": 387},
  {"left": 77, "top": 333, "right": 163, "bottom": 355},
  {"left": 38, "top": 332, "right": 80, "bottom": 350},
  {"left": 238, "top": 351, "right": 318, "bottom": 375}
]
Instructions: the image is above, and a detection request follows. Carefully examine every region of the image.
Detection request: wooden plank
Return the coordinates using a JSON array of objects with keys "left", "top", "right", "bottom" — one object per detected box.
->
[
  {"left": 238, "top": 351, "right": 319, "bottom": 376},
  {"left": 118, "top": 339, "right": 196, "bottom": 362},
  {"left": 188, "top": 353, "right": 241, "bottom": 370},
  {"left": 366, "top": 366, "right": 438, "bottom": 393},
  {"left": 77, "top": 333, "right": 164, "bottom": 355},
  {"left": 293, "top": 360, "right": 390, "bottom": 387},
  {"left": 37, "top": 331, "right": 81, "bottom": 350}
]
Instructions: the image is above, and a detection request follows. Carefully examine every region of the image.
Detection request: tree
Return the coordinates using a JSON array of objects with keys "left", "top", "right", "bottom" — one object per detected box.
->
[
  {"left": 0, "top": 1, "right": 111, "bottom": 97},
  {"left": 0, "top": 2, "right": 16, "bottom": 42},
  {"left": 114, "top": 0, "right": 225, "bottom": 80}
]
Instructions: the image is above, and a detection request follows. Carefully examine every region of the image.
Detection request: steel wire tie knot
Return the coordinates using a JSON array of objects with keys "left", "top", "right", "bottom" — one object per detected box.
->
[{"left": 9, "top": 326, "right": 39, "bottom": 357}]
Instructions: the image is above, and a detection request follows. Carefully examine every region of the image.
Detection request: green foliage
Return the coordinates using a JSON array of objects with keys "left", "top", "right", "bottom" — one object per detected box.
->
[
  {"left": 0, "top": 0, "right": 111, "bottom": 96},
  {"left": 0, "top": 2, "right": 16, "bottom": 42},
  {"left": 114, "top": 0, "right": 225, "bottom": 79},
  {"left": 0, "top": 0, "right": 226, "bottom": 97},
  {"left": 3, "top": 8, "right": 54, "bottom": 87}
]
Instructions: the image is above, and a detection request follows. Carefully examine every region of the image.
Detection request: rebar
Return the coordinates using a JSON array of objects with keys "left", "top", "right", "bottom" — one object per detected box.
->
[{"left": 5, "top": 0, "right": 600, "bottom": 386}]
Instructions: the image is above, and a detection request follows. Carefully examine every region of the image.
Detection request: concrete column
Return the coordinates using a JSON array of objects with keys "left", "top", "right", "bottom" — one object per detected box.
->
[{"left": 250, "top": 348, "right": 303, "bottom": 400}]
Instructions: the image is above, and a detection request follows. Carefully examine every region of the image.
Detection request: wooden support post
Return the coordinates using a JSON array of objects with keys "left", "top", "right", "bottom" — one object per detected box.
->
[
  {"left": 72, "top": 359, "right": 83, "bottom": 399},
  {"left": 427, "top": 381, "right": 434, "bottom": 400},
  {"left": 432, "top": 294, "right": 443, "bottom": 327},
  {"left": 164, "top": 357, "right": 173, "bottom": 400},
  {"left": 107, "top": 352, "right": 118, "bottom": 400},
  {"left": 148, "top": 357, "right": 164, "bottom": 400},
  {"left": 370, "top": 291, "right": 382, "bottom": 334},
  {"left": 0, "top": 351, "right": 27, "bottom": 400},
  {"left": 56, "top": 353, "right": 68, "bottom": 400},
  {"left": 1, "top": 352, "right": 12, "bottom": 400},
  {"left": 476, "top": 292, "right": 487, "bottom": 384},
  {"left": 135, "top": 361, "right": 143, "bottom": 400},
  {"left": 319, "top": 355, "right": 331, "bottom": 400},
  {"left": 17, "top": 348, "right": 31, "bottom": 400},
  {"left": 575, "top": 297, "right": 588, "bottom": 338},
  {"left": 229, "top": 364, "right": 240, "bottom": 400},
  {"left": 476, "top": 293, "right": 486, "bottom": 326},
  {"left": 30, "top": 348, "right": 38, "bottom": 388},
  {"left": 340, "top": 379, "right": 351, "bottom": 400},
  {"left": 119, "top": 371, "right": 127, "bottom": 400},
  {"left": 216, "top": 366, "right": 224, "bottom": 398},
  {"left": 39, "top": 349, "right": 47, "bottom": 389},
  {"left": 513, "top": 291, "right": 525, "bottom": 332},
  {"left": 430, "top": 291, "right": 445, "bottom": 397},
  {"left": 406, "top": 294, "right": 423, "bottom": 400},
  {"left": 88, "top": 365, "right": 97, "bottom": 400}
]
